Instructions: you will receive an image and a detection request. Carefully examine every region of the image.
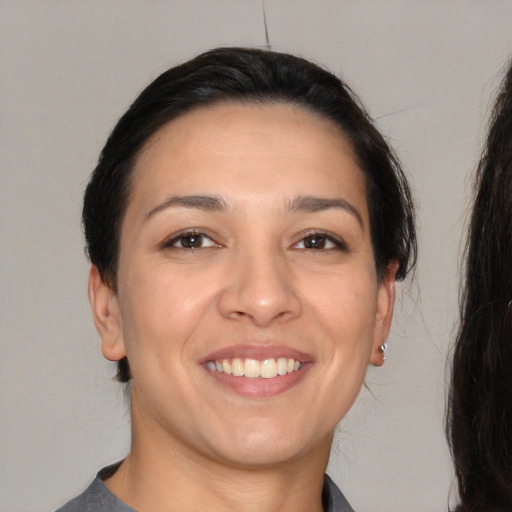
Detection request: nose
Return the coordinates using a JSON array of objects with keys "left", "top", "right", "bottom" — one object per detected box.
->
[{"left": 217, "top": 249, "right": 302, "bottom": 327}]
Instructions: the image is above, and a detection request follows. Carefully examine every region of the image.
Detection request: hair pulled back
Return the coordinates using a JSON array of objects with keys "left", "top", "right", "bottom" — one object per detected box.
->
[{"left": 82, "top": 47, "right": 416, "bottom": 382}]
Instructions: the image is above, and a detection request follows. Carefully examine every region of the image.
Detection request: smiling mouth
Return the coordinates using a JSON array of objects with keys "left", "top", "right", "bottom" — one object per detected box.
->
[{"left": 205, "top": 357, "right": 303, "bottom": 379}]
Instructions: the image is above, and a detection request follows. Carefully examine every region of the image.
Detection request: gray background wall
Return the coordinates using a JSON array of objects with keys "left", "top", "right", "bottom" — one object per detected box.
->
[{"left": 1, "top": 1, "right": 512, "bottom": 511}]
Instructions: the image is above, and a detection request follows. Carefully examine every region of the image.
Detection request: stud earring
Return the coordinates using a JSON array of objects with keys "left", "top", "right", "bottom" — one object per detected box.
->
[{"left": 380, "top": 343, "right": 388, "bottom": 361}]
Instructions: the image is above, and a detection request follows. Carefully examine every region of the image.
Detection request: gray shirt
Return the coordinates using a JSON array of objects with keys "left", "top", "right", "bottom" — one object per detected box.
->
[{"left": 56, "top": 463, "right": 355, "bottom": 512}]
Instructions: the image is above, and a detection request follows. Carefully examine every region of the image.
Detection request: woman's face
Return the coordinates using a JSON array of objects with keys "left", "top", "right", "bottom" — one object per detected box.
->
[{"left": 91, "top": 102, "right": 396, "bottom": 469}]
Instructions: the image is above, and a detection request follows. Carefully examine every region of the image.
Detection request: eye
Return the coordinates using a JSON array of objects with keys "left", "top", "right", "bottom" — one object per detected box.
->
[
  {"left": 294, "top": 232, "right": 346, "bottom": 251},
  {"left": 164, "top": 231, "right": 219, "bottom": 250}
]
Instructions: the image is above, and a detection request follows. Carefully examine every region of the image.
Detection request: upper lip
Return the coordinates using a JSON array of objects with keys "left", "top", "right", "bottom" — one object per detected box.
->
[{"left": 200, "top": 344, "right": 313, "bottom": 364}]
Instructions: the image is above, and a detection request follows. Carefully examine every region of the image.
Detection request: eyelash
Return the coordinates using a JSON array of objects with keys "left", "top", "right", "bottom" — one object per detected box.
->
[
  {"left": 161, "top": 229, "right": 347, "bottom": 252},
  {"left": 293, "top": 231, "right": 347, "bottom": 251},
  {"left": 161, "top": 230, "right": 219, "bottom": 250}
]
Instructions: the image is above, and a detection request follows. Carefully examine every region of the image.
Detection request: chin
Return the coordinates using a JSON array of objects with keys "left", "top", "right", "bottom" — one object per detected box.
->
[
  {"left": 203, "top": 420, "right": 329, "bottom": 469},
  {"left": 213, "top": 441, "right": 308, "bottom": 469}
]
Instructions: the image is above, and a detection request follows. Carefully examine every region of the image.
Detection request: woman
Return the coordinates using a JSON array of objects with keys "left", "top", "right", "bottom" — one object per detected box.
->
[
  {"left": 447, "top": 62, "right": 512, "bottom": 511},
  {"left": 59, "top": 47, "right": 416, "bottom": 512}
]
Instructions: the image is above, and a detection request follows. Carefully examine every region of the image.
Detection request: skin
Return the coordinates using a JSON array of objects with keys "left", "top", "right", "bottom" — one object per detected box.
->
[{"left": 89, "top": 102, "right": 397, "bottom": 512}]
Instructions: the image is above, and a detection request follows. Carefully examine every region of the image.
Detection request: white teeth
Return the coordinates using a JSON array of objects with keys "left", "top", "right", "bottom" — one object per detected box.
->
[
  {"left": 206, "top": 357, "right": 302, "bottom": 378},
  {"left": 232, "top": 358, "right": 244, "bottom": 376},
  {"left": 260, "top": 359, "right": 278, "bottom": 379},
  {"left": 244, "top": 358, "right": 260, "bottom": 378},
  {"left": 277, "top": 357, "right": 288, "bottom": 376}
]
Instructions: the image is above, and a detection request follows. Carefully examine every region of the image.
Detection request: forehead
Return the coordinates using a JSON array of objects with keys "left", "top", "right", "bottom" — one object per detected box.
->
[
  {"left": 138, "top": 100, "right": 359, "bottom": 161},
  {"left": 129, "top": 101, "right": 368, "bottom": 220}
]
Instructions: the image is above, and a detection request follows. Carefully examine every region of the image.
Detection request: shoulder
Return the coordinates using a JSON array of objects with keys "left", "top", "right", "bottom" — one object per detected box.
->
[
  {"left": 323, "top": 474, "right": 356, "bottom": 512},
  {"left": 56, "top": 464, "right": 135, "bottom": 512}
]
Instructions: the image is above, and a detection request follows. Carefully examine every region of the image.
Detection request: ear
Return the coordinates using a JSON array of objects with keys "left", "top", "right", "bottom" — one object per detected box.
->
[
  {"left": 370, "top": 261, "right": 399, "bottom": 367},
  {"left": 88, "top": 265, "right": 126, "bottom": 362}
]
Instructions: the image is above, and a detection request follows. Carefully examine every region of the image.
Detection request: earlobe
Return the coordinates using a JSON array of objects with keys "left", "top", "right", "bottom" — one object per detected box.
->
[
  {"left": 88, "top": 265, "right": 126, "bottom": 362},
  {"left": 370, "top": 261, "right": 398, "bottom": 367}
]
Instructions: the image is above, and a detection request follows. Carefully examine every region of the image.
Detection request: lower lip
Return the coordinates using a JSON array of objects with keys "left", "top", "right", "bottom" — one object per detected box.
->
[{"left": 203, "top": 363, "right": 312, "bottom": 398}]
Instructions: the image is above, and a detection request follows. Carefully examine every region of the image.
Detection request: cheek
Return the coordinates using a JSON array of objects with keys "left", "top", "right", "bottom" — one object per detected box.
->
[
  {"left": 302, "top": 271, "right": 379, "bottom": 427},
  {"left": 304, "top": 266, "right": 379, "bottom": 405},
  {"left": 117, "top": 265, "right": 217, "bottom": 356},
  {"left": 306, "top": 268, "right": 378, "bottom": 336}
]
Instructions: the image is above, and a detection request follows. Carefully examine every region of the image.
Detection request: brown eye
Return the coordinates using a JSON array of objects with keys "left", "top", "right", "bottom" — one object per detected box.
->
[
  {"left": 294, "top": 232, "right": 346, "bottom": 251},
  {"left": 303, "top": 235, "right": 326, "bottom": 249},
  {"left": 179, "top": 233, "right": 204, "bottom": 248},
  {"left": 165, "top": 232, "right": 218, "bottom": 250}
]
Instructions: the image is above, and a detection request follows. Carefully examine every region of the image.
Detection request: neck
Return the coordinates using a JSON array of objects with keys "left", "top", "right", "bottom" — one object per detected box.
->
[{"left": 104, "top": 401, "right": 332, "bottom": 512}]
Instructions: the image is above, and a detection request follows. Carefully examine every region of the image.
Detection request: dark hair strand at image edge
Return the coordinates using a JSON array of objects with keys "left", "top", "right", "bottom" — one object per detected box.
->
[{"left": 447, "top": 62, "right": 512, "bottom": 512}]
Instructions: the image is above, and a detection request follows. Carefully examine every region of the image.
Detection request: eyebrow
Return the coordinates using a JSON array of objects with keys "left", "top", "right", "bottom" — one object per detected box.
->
[
  {"left": 145, "top": 195, "right": 228, "bottom": 220},
  {"left": 145, "top": 193, "right": 364, "bottom": 229},
  {"left": 288, "top": 195, "right": 363, "bottom": 229}
]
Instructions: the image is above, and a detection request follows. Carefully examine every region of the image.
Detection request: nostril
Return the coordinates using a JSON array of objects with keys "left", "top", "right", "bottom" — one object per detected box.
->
[{"left": 216, "top": 262, "right": 303, "bottom": 326}]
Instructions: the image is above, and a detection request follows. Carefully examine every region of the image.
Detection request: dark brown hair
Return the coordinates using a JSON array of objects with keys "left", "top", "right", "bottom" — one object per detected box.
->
[
  {"left": 447, "top": 62, "right": 512, "bottom": 511},
  {"left": 82, "top": 47, "right": 417, "bottom": 382}
]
